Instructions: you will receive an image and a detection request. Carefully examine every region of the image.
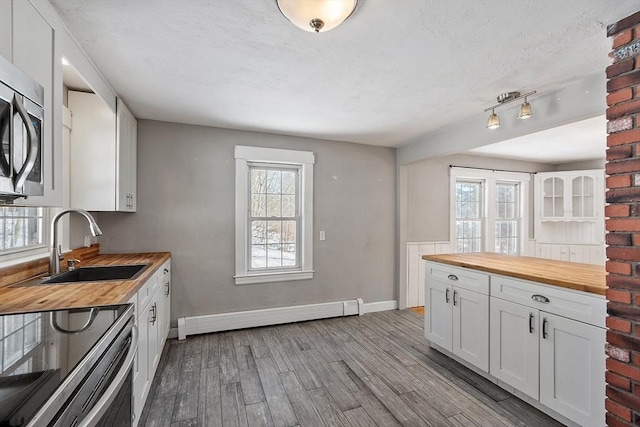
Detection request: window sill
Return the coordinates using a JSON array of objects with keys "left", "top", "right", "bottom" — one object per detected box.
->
[
  {"left": 234, "top": 270, "right": 314, "bottom": 285},
  {"left": 0, "top": 246, "right": 49, "bottom": 270}
]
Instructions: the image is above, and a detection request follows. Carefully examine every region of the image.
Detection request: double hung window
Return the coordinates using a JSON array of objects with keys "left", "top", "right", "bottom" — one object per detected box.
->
[
  {"left": 451, "top": 167, "right": 529, "bottom": 255},
  {"left": 249, "top": 165, "right": 300, "bottom": 270},
  {"left": 235, "top": 146, "right": 314, "bottom": 284}
]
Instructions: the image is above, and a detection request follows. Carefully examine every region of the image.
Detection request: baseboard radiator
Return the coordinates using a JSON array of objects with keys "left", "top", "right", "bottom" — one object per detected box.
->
[{"left": 177, "top": 298, "right": 397, "bottom": 340}]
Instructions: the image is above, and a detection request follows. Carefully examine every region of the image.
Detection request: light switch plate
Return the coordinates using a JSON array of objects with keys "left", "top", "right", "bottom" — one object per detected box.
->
[{"left": 319, "top": 231, "right": 325, "bottom": 241}]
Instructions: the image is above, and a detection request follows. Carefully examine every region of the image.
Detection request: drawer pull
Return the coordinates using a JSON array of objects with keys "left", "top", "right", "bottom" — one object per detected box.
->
[
  {"left": 531, "top": 294, "right": 550, "bottom": 304},
  {"left": 445, "top": 288, "right": 450, "bottom": 304},
  {"left": 529, "top": 313, "right": 534, "bottom": 334},
  {"left": 542, "top": 317, "right": 548, "bottom": 339},
  {"left": 447, "top": 274, "right": 459, "bottom": 281},
  {"left": 453, "top": 290, "right": 458, "bottom": 306}
]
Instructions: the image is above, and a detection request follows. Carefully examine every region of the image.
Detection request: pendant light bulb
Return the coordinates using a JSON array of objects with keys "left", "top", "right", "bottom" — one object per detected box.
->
[
  {"left": 487, "top": 109, "right": 500, "bottom": 129},
  {"left": 518, "top": 97, "right": 532, "bottom": 120}
]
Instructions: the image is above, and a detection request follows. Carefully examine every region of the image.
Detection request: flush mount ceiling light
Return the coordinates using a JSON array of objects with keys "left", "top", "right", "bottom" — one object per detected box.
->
[
  {"left": 484, "top": 90, "right": 537, "bottom": 130},
  {"left": 276, "top": 0, "right": 358, "bottom": 33}
]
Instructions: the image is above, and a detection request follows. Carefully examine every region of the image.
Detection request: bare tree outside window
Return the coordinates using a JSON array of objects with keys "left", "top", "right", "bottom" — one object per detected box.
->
[
  {"left": 249, "top": 166, "right": 300, "bottom": 270},
  {"left": 495, "top": 183, "right": 520, "bottom": 254},
  {"left": 455, "top": 181, "right": 483, "bottom": 252},
  {"left": 0, "top": 207, "right": 44, "bottom": 252}
]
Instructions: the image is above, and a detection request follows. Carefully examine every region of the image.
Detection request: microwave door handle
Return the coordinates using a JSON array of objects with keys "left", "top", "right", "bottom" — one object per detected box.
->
[
  {"left": 0, "top": 105, "right": 10, "bottom": 177},
  {"left": 12, "top": 95, "right": 38, "bottom": 190}
]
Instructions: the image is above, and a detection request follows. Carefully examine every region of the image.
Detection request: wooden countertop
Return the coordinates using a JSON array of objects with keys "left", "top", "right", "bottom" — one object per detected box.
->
[
  {"left": 422, "top": 252, "right": 606, "bottom": 296},
  {"left": 0, "top": 252, "right": 170, "bottom": 314}
]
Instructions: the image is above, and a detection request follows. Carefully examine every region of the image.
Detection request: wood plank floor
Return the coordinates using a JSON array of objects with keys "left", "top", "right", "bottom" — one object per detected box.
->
[{"left": 139, "top": 310, "right": 564, "bottom": 427}]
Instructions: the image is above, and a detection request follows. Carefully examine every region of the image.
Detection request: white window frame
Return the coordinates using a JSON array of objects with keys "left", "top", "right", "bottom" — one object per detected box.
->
[
  {"left": 234, "top": 146, "right": 314, "bottom": 285},
  {"left": 0, "top": 207, "right": 50, "bottom": 269},
  {"left": 450, "top": 167, "right": 530, "bottom": 255}
]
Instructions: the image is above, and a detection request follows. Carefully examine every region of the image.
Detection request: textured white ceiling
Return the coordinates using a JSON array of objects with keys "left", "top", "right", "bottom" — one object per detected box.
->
[
  {"left": 50, "top": 0, "right": 639, "bottom": 148},
  {"left": 466, "top": 115, "right": 606, "bottom": 164}
]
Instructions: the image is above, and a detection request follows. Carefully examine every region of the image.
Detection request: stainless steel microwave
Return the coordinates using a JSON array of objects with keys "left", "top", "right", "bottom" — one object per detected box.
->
[{"left": 0, "top": 54, "right": 44, "bottom": 203}]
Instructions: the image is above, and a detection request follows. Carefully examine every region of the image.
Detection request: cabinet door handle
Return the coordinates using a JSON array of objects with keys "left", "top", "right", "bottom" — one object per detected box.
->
[
  {"left": 453, "top": 290, "right": 458, "bottom": 306},
  {"left": 447, "top": 274, "right": 459, "bottom": 281},
  {"left": 164, "top": 268, "right": 169, "bottom": 274},
  {"left": 542, "top": 317, "right": 548, "bottom": 339},
  {"left": 165, "top": 281, "right": 170, "bottom": 296},
  {"left": 445, "top": 288, "right": 450, "bottom": 304},
  {"left": 529, "top": 313, "right": 534, "bottom": 334},
  {"left": 150, "top": 303, "right": 157, "bottom": 324}
]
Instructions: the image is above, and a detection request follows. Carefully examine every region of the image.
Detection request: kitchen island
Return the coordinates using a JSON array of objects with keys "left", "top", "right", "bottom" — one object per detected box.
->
[{"left": 422, "top": 252, "right": 605, "bottom": 427}]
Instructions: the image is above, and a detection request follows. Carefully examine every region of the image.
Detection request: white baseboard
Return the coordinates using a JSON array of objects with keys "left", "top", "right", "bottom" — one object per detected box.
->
[
  {"left": 177, "top": 299, "right": 398, "bottom": 340},
  {"left": 168, "top": 328, "right": 178, "bottom": 339},
  {"left": 362, "top": 300, "right": 398, "bottom": 313}
]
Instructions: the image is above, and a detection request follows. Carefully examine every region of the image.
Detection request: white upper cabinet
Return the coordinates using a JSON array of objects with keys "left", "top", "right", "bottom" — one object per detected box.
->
[
  {"left": 539, "top": 171, "right": 599, "bottom": 220},
  {"left": 534, "top": 170, "right": 604, "bottom": 245},
  {"left": 116, "top": 99, "right": 137, "bottom": 211},
  {"left": 68, "top": 92, "right": 137, "bottom": 212},
  {"left": 2, "top": 0, "right": 63, "bottom": 206}
]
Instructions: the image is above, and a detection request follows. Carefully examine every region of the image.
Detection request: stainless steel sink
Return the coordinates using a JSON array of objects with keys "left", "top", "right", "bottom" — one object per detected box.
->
[{"left": 40, "top": 264, "right": 149, "bottom": 284}]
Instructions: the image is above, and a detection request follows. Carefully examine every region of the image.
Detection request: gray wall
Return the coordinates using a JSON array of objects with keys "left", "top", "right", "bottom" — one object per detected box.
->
[
  {"left": 405, "top": 153, "right": 555, "bottom": 242},
  {"left": 96, "top": 121, "right": 396, "bottom": 326}
]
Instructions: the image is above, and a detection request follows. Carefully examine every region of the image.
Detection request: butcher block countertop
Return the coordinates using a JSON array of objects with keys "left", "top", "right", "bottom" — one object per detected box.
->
[
  {"left": 0, "top": 252, "right": 170, "bottom": 314},
  {"left": 422, "top": 252, "right": 606, "bottom": 296}
]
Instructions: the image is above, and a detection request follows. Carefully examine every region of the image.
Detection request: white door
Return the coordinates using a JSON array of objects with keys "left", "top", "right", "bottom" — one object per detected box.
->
[
  {"left": 540, "top": 312, "right": 606, "bottom": 427},
  {"left": 452, "top": 287, "right": 489, "bottom": 371},
  {"left": 425, "top": 280, "right": 452, "bottom": 351},
  {"left": 489, "top": 298, "right": 539, "bottom": 399}
]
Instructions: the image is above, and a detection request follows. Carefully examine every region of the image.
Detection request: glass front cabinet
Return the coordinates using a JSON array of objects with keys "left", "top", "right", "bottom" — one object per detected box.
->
[
  {"left": 540, "top": 172, "right": 597, "bottom": 220},
  {"left": 534, "top": 170, "right": 604, "bottom": 257}
]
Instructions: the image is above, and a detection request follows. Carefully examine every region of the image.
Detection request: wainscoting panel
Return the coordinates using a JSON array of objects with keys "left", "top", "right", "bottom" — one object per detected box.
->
[{"left": 406, "top": 241, "right": 453, "bottom": 308}]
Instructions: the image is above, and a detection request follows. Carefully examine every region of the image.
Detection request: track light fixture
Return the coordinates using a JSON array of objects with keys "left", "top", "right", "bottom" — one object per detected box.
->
[
  {"left": 484, "top": 91, "right": 537, "bottom": 130},
  {"left": 486, "top": 108, "right": 500, "bottom": 129}
]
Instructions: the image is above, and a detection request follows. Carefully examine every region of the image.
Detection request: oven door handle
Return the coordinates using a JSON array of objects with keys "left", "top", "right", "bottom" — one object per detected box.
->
[
  {"left": 12, "top": 94, "right": 38, "bottom": 190},
  {"left": 78, "top": 324, "right": 138, "bottom": 427}
]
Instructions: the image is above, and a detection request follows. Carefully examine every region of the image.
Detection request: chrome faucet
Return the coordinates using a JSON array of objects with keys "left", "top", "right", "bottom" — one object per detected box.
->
[{"left": 49, "top": 209, "right": 103, "bottom": 276}]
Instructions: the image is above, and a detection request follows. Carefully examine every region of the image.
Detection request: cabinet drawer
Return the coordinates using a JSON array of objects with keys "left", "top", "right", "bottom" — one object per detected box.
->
[
  {"left": 426, "top": 262, "right": 489, "bottom": 295},
  {"left": 490, "top": 274, "right": 606, "bottom": 328},
  {"left": 139, "top": 276, "right": 158, "bottom": 309}
]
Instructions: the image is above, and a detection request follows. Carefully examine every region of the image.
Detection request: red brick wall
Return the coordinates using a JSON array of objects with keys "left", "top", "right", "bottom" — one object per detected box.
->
[{"left": 606, "top": 11, "right": 640, "bottom": 427}]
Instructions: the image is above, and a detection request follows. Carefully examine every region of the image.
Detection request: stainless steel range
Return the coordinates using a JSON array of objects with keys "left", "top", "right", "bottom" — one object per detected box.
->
[{"left": 0, "top": 304, "right": 136, "bottom": 426}]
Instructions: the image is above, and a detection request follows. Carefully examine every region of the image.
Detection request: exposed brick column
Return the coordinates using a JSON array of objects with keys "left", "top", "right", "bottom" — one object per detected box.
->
[{"left": 606, "top": 11, "right": 640, "bottom": 427}]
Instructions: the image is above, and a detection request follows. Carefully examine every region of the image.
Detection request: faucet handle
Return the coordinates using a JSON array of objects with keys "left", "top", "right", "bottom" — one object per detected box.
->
[{"left": 67, "top": 259, "right": 81, "bottom": 271}]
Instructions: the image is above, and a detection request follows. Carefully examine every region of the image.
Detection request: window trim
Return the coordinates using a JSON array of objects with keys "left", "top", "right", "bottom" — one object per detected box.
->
[
  {"left": 450, "top": 167, "right": 530, "bottom": 255},
  {"left": 0, "top": 207, "right": 50, "bottom": 269},
  {"left": 234, "top": 146, "right": 314, "bottom": 285}
]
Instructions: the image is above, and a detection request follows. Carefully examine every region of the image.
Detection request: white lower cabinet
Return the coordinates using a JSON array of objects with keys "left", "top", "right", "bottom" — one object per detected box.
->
[
  {"left": 489, "top": 297, "right": 539, "bottom": 400},
  {"left": 425, "top": 262, "right": 489, "bottom": 372},
  {"left": 131, "top": 259, "right": 171, "bottom": 426},
  {"left": 539, "top": 312, "right": 606, "bottom": 427},
  {"left": 426, "top": 261, "right": 606, "bottom": 427},
  {"left": 159, "top": 262, "right": 171, "bottom": 350}
]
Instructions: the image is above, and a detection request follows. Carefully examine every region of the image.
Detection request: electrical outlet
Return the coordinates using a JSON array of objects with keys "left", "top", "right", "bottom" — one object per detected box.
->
[{"left": 319, "top": 231, "right": 325, "bottom": 241}]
